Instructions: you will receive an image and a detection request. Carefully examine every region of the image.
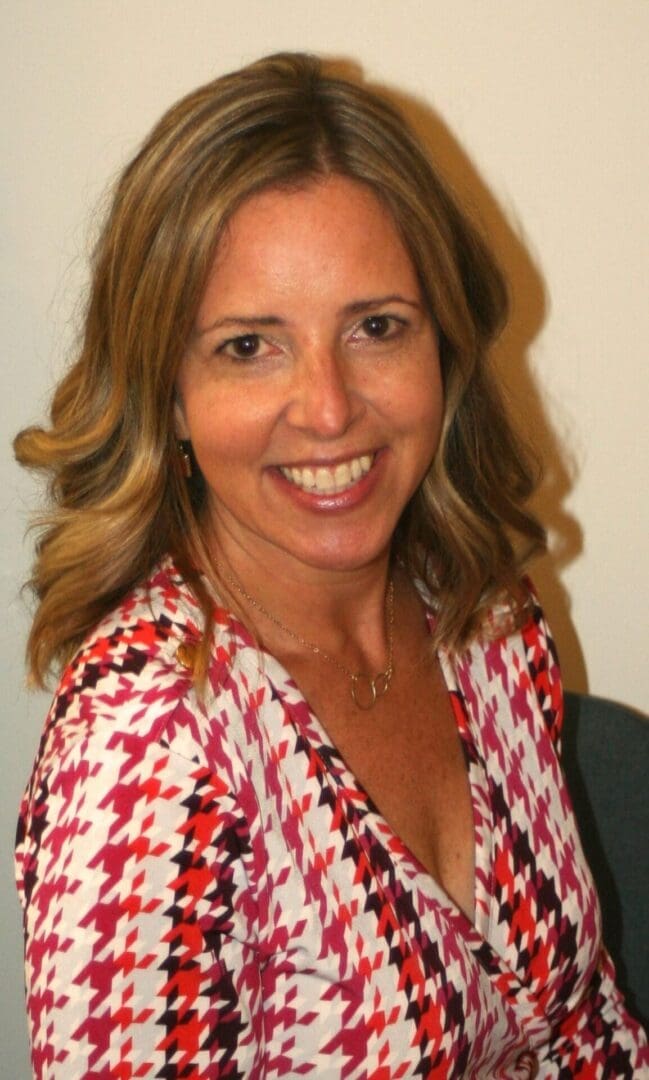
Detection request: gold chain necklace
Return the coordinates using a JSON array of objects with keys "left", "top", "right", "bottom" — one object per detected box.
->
[{"left": 221, "top": 569, "right": 395, "bottom": 711}]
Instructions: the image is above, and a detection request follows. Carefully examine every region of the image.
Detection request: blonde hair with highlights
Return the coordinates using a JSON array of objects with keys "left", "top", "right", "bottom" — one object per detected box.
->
[{"left": 15, "top": 52, "right": 544, "bottom": 685}]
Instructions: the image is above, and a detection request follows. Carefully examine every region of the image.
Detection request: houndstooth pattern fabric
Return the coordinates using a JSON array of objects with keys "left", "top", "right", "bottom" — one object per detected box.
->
[{"left": 15, "top": 559, "right": 647, "bottom": 1078}]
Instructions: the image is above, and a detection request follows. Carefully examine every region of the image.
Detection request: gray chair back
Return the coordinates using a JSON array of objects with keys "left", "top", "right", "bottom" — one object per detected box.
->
[{"left": 562, "top": 691, "right": 648, "bottom": 1030}]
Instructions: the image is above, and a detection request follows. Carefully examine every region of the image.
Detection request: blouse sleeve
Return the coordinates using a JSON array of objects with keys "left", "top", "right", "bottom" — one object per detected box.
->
[
  {"left": 521, "top": 594, "right": 648, "bottom": 1074},
  {"left": 542, "top": 953, "right": 648, "bottom": 1076},
  {"left": 15, "top": 710, "right": 264, "bottom": 1078}
]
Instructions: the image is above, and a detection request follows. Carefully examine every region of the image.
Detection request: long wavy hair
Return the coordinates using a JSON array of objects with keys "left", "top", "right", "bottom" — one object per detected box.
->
[{"left": 15, "top": 51, "right": 544, "bottom": 686}]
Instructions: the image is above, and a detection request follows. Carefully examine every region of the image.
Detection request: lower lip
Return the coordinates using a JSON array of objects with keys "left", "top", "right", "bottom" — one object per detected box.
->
[{"left": 269, "top": 453, "right": 385, "bottom": 512}]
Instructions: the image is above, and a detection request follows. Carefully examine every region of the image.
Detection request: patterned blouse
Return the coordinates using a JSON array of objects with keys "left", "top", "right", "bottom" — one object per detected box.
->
[{"left": 15, "top": 559, "right": 647, "bottom": 1078}]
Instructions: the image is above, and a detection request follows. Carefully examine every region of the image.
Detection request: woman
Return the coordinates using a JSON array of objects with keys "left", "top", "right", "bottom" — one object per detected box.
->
[{"left": 14, "top": 52, "right": 646, "bottom": 1078}]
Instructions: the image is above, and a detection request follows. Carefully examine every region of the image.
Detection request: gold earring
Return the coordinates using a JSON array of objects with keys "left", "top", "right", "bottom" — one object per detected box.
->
[{"left": 177, "top": 440, "right": 192, "bottom": 478}]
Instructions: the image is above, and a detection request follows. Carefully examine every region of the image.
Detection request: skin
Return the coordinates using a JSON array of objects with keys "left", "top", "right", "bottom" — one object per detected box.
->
[
  {"left": 175, "top": 175, "right": 442, "bottom": 602},
  {"left": 175, "top": 176, "right": 476, "bottom": 919}
]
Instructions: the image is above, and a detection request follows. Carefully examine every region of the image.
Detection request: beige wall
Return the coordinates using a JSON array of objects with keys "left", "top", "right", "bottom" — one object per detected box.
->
[{"left": 2, "top": 2, "right": 647, "bottom": 1072}]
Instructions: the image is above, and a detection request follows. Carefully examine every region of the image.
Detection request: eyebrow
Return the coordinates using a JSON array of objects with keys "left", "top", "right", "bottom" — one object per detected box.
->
[
  {"left": 195, "top": 294, "right": 422, "bottom": 337},
  {"left": 344, "top": 294, "right": 422, "bottom": 315},
  {"left": 194, "top": 315, "right": 282, "bottom": 338}
]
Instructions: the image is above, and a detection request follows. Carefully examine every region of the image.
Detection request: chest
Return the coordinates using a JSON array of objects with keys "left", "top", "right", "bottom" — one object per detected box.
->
[{"left": 286, "top": 651, "right": 477, "bottom": 919}]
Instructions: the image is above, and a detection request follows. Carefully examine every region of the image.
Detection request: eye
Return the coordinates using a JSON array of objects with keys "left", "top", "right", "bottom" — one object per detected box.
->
[
  {"left": 362, "top": 315, "right": 393, "bottom": 338},
  {"left": 219, "top": 333, "right": 262, "bottom": 360},
  {"left": 349, "top": 313, "right": 406, "bottom": 345}
]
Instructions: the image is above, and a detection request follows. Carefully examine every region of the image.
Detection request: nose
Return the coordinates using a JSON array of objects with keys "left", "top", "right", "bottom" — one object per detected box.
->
[{"left": 285, "top": 348, "right": 359, "bottom": 438}]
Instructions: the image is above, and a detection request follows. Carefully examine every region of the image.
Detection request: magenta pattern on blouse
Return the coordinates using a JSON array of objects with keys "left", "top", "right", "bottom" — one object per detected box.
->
[{"left": 15, "top": 559, "right": 648, "bottom": 1077}]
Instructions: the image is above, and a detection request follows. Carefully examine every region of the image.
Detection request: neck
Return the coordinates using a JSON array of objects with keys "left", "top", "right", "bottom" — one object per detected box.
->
[{"left": 207, "top": 530, "right": 395, "bottom": 672}]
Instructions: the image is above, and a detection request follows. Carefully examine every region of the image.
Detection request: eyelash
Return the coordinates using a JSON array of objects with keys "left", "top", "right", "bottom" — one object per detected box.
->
[
  {"left": 214, "top": 314, "right": 408, "bottom": 362},
  {"left": 216, "top": 334, "right": 267, "bottom": 361},
  {"left": 350, "top": 314, "right": 406, "bottom": 343}
]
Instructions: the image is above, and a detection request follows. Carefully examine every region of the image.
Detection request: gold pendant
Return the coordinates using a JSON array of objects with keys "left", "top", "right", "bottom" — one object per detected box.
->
[{"left": 350, "top": 670, "right": 392, "bottom": 710}]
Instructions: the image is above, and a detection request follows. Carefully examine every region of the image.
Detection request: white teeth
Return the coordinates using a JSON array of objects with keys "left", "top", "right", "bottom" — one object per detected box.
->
[
  {"left": 315, "top": 467, "right": 335, "bottom": 493},
  {"left": 334, "top": 462, "right": 351, "bottom": 487},
  {"left": 280, "top": 453, "right": 374, "bottom": 494}
]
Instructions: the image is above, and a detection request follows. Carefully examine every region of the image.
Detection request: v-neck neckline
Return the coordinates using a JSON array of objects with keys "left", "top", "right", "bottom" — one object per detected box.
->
[
  {"left": 234, "top": 614, "right": 557, "bottom": 1050},
  {"left": 235, "top": 600, "right": 494, "bottom": 939},
  {"left": 190, "top": 569, "right": 560, "bottom": 1050}
]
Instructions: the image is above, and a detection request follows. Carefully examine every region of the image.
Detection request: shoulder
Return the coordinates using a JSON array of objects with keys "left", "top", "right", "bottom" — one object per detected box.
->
[
  {"left": 517, "top": 578, "right": 563, "bottom": 744},
  {"left": 32, "top": 558, "right": 244, "bottom": 781},
  {"left": 450, "top": 578, "right": 564, "bottom": 748},
  {"left": 58, "top": 557, "right": 201, "bottom": 712}
]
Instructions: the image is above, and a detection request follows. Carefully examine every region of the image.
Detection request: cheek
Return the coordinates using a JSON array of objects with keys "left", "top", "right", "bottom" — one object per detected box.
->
[
  {"left": 391, "top": 361, "right": 444, "bottom": 438},
  {"left": 186, "top": 390, "right": 273, "bottom": 473}
]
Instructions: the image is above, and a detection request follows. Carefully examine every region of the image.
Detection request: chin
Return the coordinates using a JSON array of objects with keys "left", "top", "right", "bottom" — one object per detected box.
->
[{"left": 290, "top": 541, "right": 392, "bottom": 575}]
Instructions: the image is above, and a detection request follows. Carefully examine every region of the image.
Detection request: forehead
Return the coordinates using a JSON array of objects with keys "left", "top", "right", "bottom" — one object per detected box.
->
[{"left": 199, "top": 175, "right": 421, "bottom": 312}]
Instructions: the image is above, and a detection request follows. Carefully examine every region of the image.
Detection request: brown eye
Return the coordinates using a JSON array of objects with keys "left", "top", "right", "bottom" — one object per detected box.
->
[
  {"left": 228, "top": 334, "right": 261, "bottom": 358},
  {"left": 362, "top": 315, "right": 391, "bottom": 338}
]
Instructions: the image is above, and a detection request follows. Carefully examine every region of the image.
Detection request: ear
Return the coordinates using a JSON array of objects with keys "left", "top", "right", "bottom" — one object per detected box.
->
[{"left": 173, "top": 393, "right": 191, "bottom": 440}]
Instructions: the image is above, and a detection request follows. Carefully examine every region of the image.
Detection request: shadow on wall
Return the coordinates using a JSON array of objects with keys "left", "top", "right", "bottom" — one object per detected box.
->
[{"left": 333, "top": 58, "right": 587, "bottom": 692}]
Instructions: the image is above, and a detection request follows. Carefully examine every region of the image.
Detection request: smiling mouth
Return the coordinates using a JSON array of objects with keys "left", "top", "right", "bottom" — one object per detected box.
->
[{"left": 278, "top": 453, "right": 375, "bottom": 495}]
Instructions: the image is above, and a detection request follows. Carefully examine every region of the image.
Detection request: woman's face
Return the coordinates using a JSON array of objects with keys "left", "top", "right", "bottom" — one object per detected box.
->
[{"left": 175, "top": 175, "right": 443, "bottom": 580}]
